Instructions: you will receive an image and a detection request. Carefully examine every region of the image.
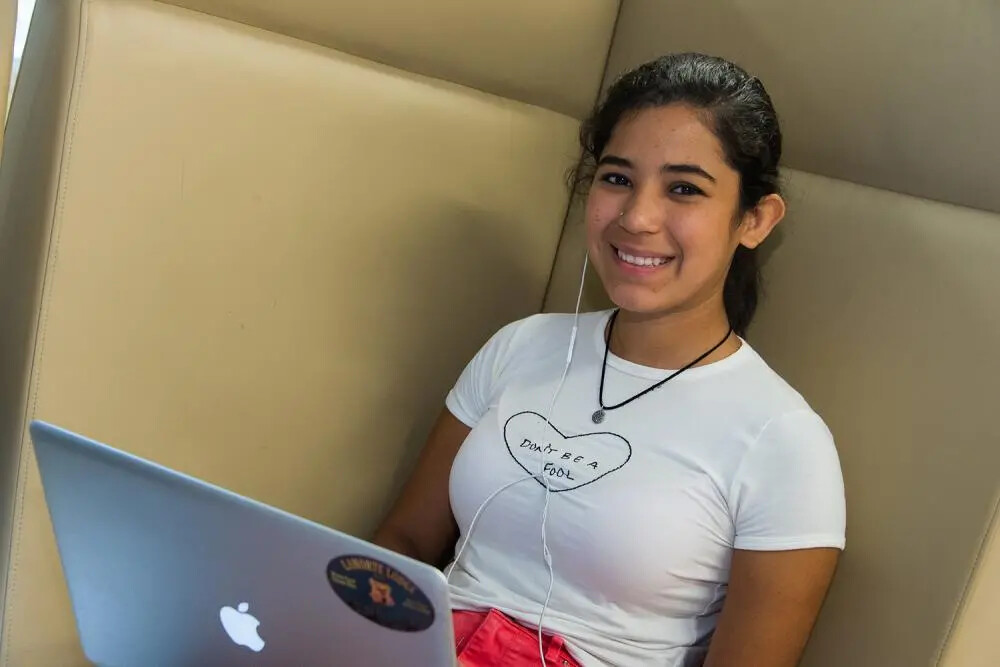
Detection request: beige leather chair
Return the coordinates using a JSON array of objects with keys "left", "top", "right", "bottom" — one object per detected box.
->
[{"left": 1, "top": 1, "right": 997, "bottom": 665}]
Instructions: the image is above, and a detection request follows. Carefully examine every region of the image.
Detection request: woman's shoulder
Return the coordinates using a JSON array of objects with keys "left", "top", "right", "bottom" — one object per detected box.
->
[
  {"left": 446, "top": 310, "right": 609, "bottom": 427},
  {"left": 507, "top": 308, "right": 609, "bottom": 334},
  {"left": 482, "top": 309, "right": 610, "bottom": 360},
  {"left": 724, "top": 347, "right": 846, "bottom": 550},
  {"left": 729, "top": 341, "right": 822, "bottom": 419},
  {"left": 728, "top": 344, "right": 841, "bottom": 480}
]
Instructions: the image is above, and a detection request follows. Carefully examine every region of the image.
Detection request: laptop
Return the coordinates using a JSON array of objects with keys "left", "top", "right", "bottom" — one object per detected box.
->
[{"left": 28, "top": 420, "right": 457, "bottom": 666}]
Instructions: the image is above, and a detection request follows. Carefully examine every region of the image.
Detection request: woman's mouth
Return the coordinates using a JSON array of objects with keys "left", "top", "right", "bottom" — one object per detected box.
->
[{"left": 612, "top": 245, "right": 674, "bottom": 272}]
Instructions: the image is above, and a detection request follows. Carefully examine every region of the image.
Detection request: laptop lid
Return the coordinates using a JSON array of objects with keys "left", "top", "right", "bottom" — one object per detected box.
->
[{"left": 29, "top": 420, "right": 456, "bottom": 666}]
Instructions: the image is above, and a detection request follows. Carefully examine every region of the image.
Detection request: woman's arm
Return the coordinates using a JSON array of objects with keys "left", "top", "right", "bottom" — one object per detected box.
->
[
  {"left": 371, "top": 407, "right": 471, "bottom": 566},
  {"left": 704, "top": 547, "right": 840, "bottom": 667}
]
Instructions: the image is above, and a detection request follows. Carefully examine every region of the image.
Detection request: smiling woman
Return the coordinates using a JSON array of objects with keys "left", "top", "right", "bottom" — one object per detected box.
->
[{"left": 373, "top": 53, "right": 845, "bottom": 667}]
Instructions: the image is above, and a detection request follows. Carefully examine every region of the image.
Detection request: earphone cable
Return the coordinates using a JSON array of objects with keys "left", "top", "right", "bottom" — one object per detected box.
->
[{"left": 444, "top": 252, "right": 589, "bottom": 667}]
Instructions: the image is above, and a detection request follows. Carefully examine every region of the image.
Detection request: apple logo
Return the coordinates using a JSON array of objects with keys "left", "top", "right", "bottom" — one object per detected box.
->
[{"left": 219, "top": 602, "right": 265, "bottom": 652}]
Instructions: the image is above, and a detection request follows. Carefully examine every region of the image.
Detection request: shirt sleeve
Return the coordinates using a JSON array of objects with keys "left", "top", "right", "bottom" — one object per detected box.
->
[
  {"left": 445, "top": 318, "right": 526, "bottom": 428},
  {"left": 729, "top": 409, "right": 847, "bottom": 551}
]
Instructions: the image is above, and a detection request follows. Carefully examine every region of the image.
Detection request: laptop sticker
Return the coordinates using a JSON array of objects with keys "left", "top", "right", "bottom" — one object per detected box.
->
[{"left": 327, "top": 555, "right": 435, "bottom": 632}]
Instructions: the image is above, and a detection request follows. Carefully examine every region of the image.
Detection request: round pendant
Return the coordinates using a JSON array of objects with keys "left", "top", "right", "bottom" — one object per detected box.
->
[{"left": 591, "top": 409, "right": 605, "bottom": 424}]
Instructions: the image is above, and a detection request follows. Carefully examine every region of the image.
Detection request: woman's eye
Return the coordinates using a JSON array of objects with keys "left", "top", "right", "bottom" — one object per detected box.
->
[
  {"left": 670, "top": 183, "right": 703, "bottom": 197},
  {"left": 599, "top": 172, "right": 631, "bottom": 187}
]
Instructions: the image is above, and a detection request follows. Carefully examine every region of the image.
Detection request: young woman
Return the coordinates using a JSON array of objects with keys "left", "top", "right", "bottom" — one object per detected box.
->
[{"left": 373, "top": 53, "right": 846, "bottom": 667}]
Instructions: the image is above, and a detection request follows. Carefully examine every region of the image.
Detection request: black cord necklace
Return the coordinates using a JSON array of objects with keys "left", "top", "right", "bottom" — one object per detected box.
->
[{"left": 591, "top": 309, "right": 733, "bottom": 424}]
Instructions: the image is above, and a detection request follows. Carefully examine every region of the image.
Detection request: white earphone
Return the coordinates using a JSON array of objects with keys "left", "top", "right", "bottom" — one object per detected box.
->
[{"left": 446, "top": 250, "right": 590, "bottom": 666}]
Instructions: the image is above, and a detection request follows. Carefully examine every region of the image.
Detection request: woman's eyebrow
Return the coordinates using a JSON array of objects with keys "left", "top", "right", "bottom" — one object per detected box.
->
[
  {"left": 597, "top": 154, "right": 632, "bottom": 168},
  {"left": 662, "top": 163, "right": 716, "bottom": 183}
]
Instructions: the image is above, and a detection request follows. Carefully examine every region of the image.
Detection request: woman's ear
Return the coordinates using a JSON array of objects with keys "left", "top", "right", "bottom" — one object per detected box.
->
[{"left": 738, "top": 193, "right": 786, "bottom": 249}]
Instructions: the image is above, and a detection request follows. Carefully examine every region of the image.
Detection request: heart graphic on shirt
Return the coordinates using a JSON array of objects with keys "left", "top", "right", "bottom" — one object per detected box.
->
[{"left": 503, "top": 411, "right": 632, "bottom": 492}]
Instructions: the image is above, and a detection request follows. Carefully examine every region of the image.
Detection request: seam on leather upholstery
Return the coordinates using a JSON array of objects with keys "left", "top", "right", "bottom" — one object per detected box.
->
[
  {"left": 934, "top": 489, "right": 1000, "bottom": 665},
  {"left": 152, "top": 0, "right": 597, "bottom": 120},
  {"left": 0, "top": 0, "right": 91, "bottom": 661}
]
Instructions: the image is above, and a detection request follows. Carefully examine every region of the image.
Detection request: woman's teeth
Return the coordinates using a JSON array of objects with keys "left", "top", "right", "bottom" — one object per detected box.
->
[{"left": 616, "top": 248, "right": 669, "bottom": 267}]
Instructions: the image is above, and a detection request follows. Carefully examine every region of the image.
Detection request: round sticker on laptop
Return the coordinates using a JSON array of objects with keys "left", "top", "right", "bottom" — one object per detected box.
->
[{"left": 326, "top": 554, "right": 435, "bottom": 632}]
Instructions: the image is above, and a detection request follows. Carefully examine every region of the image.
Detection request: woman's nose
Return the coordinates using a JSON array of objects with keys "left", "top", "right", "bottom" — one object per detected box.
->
[{"left": 618, "top": 188, "right": 662, "bottom": 234}]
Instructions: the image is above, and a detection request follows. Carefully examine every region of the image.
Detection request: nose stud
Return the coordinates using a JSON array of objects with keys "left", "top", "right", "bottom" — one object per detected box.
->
[{"left": 619, "top": 210, "right": 625, "bottom": 217}]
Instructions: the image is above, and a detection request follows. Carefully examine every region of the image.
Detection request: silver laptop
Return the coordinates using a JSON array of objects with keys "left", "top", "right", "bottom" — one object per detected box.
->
[{"left": 29, "top": 420, "right": 456, "bottom": 666}]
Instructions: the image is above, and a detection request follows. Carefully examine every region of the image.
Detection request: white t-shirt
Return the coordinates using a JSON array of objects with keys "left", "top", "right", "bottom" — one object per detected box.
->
[{"left": 444, "top": 310, "right": 846, "bottom": 666}]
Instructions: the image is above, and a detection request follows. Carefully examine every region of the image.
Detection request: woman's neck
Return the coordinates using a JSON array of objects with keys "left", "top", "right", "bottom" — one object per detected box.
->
[{"left": 608, "top": 299, "right": 741, "bottom": 370}]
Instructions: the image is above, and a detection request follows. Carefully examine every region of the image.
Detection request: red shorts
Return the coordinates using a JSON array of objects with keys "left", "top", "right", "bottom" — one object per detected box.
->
[{"left": 453, "top": 608, "right": 582, "bottom": 667}]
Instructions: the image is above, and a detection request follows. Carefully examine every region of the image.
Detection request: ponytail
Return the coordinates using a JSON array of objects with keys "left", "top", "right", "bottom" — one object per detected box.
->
[{"left": 723, "top": 245, "right": 760, "bottom": 337}]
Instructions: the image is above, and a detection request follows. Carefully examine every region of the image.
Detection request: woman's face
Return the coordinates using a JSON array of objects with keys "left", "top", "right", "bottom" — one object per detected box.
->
[{"left": 585, "top": 104, "right": 767, "bottom": 319}]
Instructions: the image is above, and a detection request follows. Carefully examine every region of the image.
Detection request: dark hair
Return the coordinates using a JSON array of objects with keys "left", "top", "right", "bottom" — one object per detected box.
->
[{"left": 573, "top": 52, "right": 783, "bottom": 337}]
